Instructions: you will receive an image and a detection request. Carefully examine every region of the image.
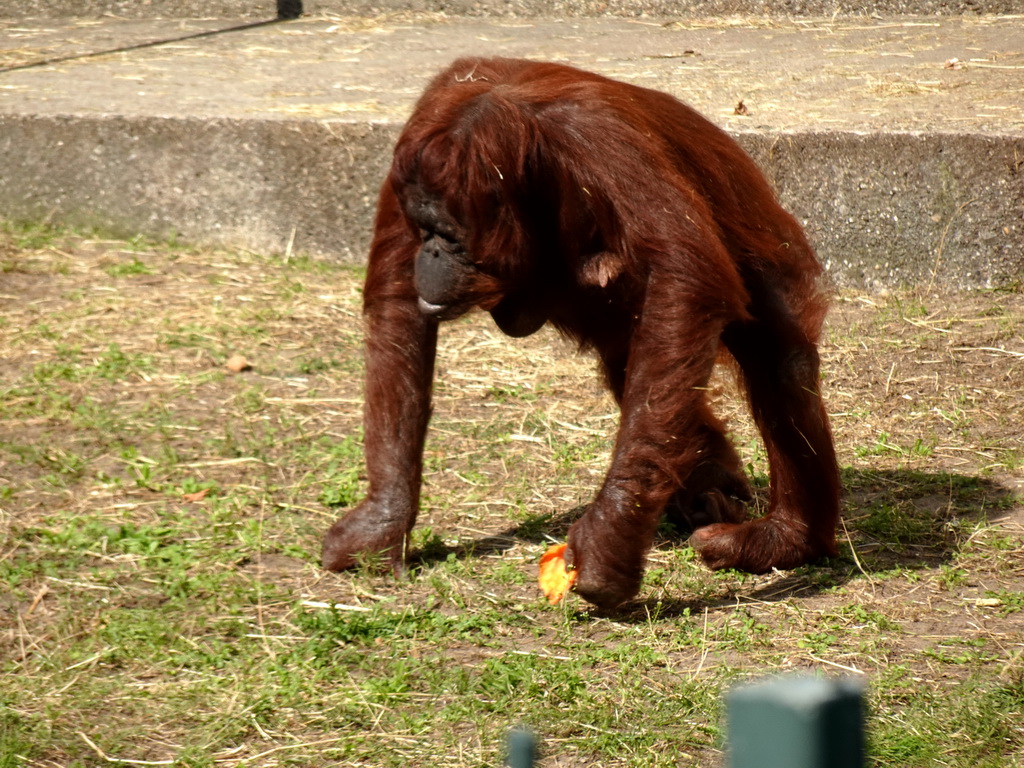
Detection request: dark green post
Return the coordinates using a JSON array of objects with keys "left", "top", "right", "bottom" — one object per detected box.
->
[
  {"left": 506, "top": 727, "right": 537, "bottom": 768},
  {"left": 726, "top": 676, "right": 865, "bottom": 768}
]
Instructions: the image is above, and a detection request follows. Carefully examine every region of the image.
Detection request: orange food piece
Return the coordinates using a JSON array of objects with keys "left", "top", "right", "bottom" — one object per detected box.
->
[{"left": 538, "top": 543, "right": 577, "bottom": 605}]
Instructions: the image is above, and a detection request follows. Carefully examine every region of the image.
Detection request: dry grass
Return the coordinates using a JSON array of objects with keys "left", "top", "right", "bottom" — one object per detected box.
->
[{"left": 1, "top": 223, "right": 1022, "bottom": 767}]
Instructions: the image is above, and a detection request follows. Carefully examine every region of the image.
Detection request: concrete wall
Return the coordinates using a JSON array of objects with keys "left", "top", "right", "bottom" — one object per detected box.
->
[
  {"left": 0, "top": 115, "right": 393, "bottom": 261},
  {"left": 3, "top": 114, "right": 1020, "bottom": 288},
  {"left": 744, "top": 131, "right": 1024, "bottom": 289}
]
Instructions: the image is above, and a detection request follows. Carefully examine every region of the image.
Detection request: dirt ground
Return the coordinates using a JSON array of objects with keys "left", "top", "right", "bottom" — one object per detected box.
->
[{"left": 1, "top": 229, "right": 1022, "bottom": 766}]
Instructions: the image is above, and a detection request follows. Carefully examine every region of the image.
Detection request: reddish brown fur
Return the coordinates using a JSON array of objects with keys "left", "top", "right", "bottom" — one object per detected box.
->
[{"left": 322, "top": 57, "right": 842, "bottom": 608}]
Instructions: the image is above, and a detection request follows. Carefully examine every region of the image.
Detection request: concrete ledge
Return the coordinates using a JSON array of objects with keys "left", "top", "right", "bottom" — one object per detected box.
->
[
  {"left": 3, "top": 114, "right": 1019, "bottom": 288},
  {"left": 0, "top": 115, "right": 395, "bottom": 261},
  {"left": 742, "top": 131, "right": 1024, "bottom": 289},
  {"left": 1, "top": 15, "right": 1022, "bottom": 288}
]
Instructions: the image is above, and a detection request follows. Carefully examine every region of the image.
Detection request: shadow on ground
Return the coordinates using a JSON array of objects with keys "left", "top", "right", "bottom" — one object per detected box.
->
[{"left": 407, "top": 466, "right": 1017, "bottom": 619}]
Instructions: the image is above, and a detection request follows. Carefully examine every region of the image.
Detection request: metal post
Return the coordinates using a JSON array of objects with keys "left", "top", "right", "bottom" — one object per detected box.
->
[{"left": 276, "top": 0, "right": 303, "bottom": 19}]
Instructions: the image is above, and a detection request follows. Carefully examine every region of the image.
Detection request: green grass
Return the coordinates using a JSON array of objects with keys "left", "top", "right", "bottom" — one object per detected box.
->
[{"left": 1, "top": 223, "right": 1023, "bottom": 767}]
